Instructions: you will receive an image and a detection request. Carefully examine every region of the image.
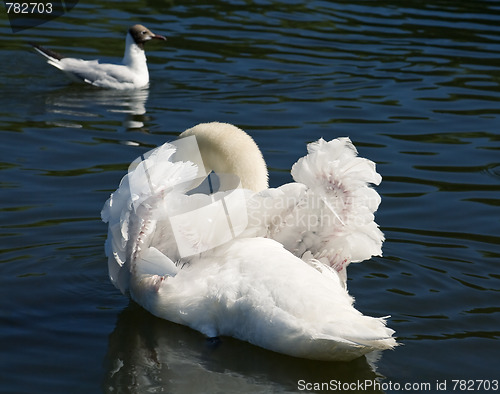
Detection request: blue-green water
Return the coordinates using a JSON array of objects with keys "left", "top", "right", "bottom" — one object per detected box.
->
[{"left": 1, "top": 1, "right": 499, "bottom": 393}]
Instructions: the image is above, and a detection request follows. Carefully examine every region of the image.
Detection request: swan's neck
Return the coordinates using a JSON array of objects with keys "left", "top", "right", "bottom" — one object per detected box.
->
[{"left": 178, "top": 122, "right": 268, "bottom": 192}]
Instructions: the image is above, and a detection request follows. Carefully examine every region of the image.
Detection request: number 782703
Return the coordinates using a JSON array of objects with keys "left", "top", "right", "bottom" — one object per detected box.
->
[{"left": 5, "top": 3, "right": 53, "bottom": 14}]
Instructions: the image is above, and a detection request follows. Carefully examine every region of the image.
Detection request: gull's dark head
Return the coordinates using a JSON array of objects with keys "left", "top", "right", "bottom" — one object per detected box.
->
[{"left": 129, "top": 24, "right": 167, "bottom": 49}]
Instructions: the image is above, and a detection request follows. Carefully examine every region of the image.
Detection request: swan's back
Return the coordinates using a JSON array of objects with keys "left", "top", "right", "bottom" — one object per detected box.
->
[{"left": 134, "top": 237, "right": 396, "bottom": 361}]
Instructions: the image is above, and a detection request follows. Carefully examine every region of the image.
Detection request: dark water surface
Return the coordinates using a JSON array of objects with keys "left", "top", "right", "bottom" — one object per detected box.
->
[{"left": 1, "top": 1, "right": 499, "bottom": 393}]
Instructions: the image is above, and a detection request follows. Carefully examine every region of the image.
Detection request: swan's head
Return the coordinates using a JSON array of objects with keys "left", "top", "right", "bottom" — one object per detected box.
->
[{"left": 178, "top": 122, "right": 269, "bottom": 192}]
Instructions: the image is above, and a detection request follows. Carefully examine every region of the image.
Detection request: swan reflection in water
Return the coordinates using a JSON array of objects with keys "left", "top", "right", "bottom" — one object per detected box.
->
[{"left": 102, "top": 302, "right": 386, "bottom": 394}]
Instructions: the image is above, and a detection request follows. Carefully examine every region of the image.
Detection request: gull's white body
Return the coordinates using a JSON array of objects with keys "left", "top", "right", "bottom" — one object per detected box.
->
[
  {"left": 33, "top": 24, "right": 166, "bottom": 89},
  {"left": 102, "top": 122, "right": 396, "bottom": 361}
]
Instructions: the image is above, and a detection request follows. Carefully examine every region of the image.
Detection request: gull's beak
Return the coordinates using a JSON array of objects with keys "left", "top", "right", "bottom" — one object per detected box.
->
[{"left": 152, "top": 33, "right": 167, "bottom": 41}]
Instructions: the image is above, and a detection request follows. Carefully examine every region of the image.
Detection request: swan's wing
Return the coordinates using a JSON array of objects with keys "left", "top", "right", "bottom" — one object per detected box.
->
[
  {"left": 256, "top": 137, "right": 384, "bottom": 283},
  {"left": 101, "top": 142, "right": 199, "bottom": 294},
  {"left": 102, "top": 140, "right": 254, "bottom": 293}
]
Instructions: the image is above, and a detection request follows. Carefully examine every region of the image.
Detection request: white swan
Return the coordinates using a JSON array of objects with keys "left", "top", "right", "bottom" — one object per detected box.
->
[{"left": 101, "top": 122, "right": 396, "bottom": 361}]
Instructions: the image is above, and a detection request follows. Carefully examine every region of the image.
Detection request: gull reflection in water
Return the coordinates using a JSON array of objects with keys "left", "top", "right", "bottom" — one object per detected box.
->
[
  {"left": 42, "top": 86, "right": 150, "bottom": 131},
  {"left": 102, "top": 303, "right": 386, "bottom": 393}
]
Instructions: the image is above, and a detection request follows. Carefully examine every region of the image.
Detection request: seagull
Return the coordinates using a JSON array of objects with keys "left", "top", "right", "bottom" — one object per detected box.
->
[{"left": 32, "top": 24, "right": 167, "bottom": 89}]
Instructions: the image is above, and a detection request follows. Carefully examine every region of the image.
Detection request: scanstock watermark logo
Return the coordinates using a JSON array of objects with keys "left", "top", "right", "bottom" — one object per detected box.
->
[
  {"left": 128, "top": 136, "right": 249, "bottom": 258},
  {"left": 3, "top": 0, "right": 78, "bottom": 32}
]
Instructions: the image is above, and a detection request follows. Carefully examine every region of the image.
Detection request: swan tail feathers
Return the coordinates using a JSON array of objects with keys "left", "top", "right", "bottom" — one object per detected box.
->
[
  {"left": 308, "top": 316, "right": 397, "bottom": 360},
  {"left": 341, "top": 316, "right": 398, "bottom": 351}
]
